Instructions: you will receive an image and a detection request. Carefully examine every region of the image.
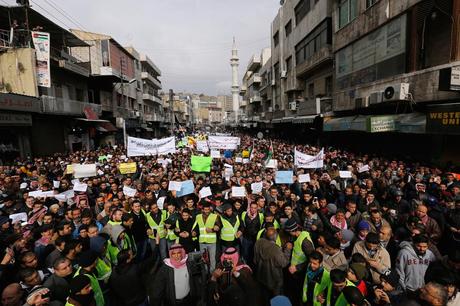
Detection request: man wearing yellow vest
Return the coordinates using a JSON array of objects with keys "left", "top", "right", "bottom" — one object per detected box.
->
[
  {"left": 284, "top": 218, "right": 315, "bottom": 305},
  {"left": 193, "top": 202, "right": 220, "bottom": 271},
  {"left": 317, "top": 269, "right": 355, "bottom": 306},
  {"left": 302, "top": 251, "right": 330, "bottom": 306},
  {"left": 73, "top": 250, "right": 105, "bottom": 306},
  {"left": 220, "top": 203, "right": 243, "bottom": 252},
  {"left": 144, "top": 202, "right": 168, "bottom": 260}
]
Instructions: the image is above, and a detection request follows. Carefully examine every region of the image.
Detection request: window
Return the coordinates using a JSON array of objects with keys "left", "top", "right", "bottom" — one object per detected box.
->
[
  {"left": 273, "top": 31, "right": 279, "bottom": 47},
  {"left": 339, "top": 0, "right": 357, "bottom": 28},
  {"left": 308, "top": 83, "right": 314, "bottom": 99},
  {"left": 366, "top": 0, "right": 378, "bottom": 8},
  {"left": 295, "top": 19, "right": 332, "bottom": 66},
  {"left": 286, "top": 56, "right": 292, "bottom": 72},
  {"left": 76, "top": 88, "right": 84, "bottom": 101},
  {"left": 285, "top": 20, "right": 292, "bottom": 37},
  {"left": 295, "top": 0, "right": 311, "bottom": 25},
  {"left": 325, "top": 76, "right": 333, "bottom": 96}
]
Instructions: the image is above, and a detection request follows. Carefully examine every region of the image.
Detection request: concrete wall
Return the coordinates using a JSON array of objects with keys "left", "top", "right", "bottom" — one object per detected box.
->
[{"left": 0, "top": 48, "right": 38, "bottom": 97}]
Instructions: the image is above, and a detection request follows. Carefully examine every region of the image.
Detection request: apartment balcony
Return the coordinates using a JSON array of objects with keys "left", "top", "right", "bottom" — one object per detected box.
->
[
  {"left": 142, "top": 93, "right": 162, "bottom": 104},
  {"left": 40, "top": 95, "right": 101, "bottom": 116},
  {"left": 141, "top": 72, "right": 162, "bottom": 89},
  {"left": 114, "top": 107, "right": 138, "bottom": 119},
  {"left": 240, "top": 100, "right": 248, "bottom": 106},
  {"left": 140, "top": 54, "right": 161, "bottom": 76},
  {"left": 240, "top": 85, "right": 247, "bottom": 95},
  {"left": 248, "top": 73, "right": 262, "bottom": 87},
  {"left": 144, "top": 112, "right": 163, "bottom": 122},
  {"left": 249, "top": 93, "right": 261, "bottom": 103},
  {"left": 248, "top": 55, "right": 261, "bottom": 71},
  {"left": 52, "top": 49, "right": 90, "bottom": 77},
  {"left": 296, "top": 46, "right": 333, "bottom": 78}
]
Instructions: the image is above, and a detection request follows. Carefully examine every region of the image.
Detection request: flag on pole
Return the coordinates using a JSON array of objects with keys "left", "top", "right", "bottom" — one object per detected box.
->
[
  {"left": 264, "top": 140, "right": 273, "bottom": 166},
  {"left": 249, "top": 139, "right": 256, "bottom": 160}
]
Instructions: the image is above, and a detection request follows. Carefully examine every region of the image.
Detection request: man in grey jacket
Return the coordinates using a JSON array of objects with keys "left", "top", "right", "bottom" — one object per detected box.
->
[
  {"left": 396, "top": 234, "right": 436, "bottom": 292},
  {"left": 253, "top": 223, "right": 291, "bottom": 304}
]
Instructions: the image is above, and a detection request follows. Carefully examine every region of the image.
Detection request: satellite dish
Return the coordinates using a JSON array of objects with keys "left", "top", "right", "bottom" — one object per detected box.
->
[{"left": 257, "top": 132, "right": 264, "bottom": 139}]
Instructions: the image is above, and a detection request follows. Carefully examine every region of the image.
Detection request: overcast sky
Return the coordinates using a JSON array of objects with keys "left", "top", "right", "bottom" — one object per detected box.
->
[{"left": 4, "top": 0, "right": 280, "bottom": 95}]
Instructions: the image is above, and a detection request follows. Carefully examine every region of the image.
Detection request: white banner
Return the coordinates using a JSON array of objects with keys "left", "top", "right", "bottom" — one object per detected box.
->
[
  {"left": 155, "top": 136, "right": 176, "bottom": 155},
  {"left": 208, "top": 136, "right": 240, "bottom": 150},
  {"left": 127, "top": 136, "right": 176, "bottom": 157},
  {"left": 295, "top": 148, "right": 324, "bottom": 169},
  {"left": 196, "top": 140, "right": 209, "bottom": 153},
  {"left": 31, "top": 31, "right": 51, "bottom": 88},
  {"left": 73, "top": 164, "right": 97, "bottom": 178}
]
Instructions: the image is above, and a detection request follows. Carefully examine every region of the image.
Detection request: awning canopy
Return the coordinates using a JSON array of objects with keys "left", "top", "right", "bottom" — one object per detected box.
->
[
  {"left": 96, "top": 122, "right": 117, "bottom": 132},
  {"left": 75, "top": 118, "right": 110, "bottom": 123},
  {"left": 292, "top": 115, "right": 316, "bottom": 124},
  {"left": 324, "top": 113, "right": 426, "bottom": 134}
]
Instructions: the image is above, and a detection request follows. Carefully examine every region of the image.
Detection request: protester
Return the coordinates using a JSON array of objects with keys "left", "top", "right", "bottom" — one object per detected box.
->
[{"left": 0, "top": 132, "right": 458, "bottom": 305}]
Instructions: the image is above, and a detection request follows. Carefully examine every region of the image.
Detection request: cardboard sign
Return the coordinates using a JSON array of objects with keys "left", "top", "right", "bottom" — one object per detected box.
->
[
  {"left": 231, "top": 186, "right": 246, "bottom": 197},
  {"left": 73, "top": 164, "right": 97, "bottom": 178},
  {"left": 339, "top": 171, "right": 352, "bottom": 178},
  {"left": 119, "top": 162, "right": 137, "bottom": 174},
  {"left": 358, "top": 165, "right": 370, "bottom": 173},
  {"left": 199, "top": 187, "right": 212, "bottom": 198},
  {"left": 168, "top": 181, "right": 183, "bottom": 191},
  {"left": 251, "top": 182, "right": 263, "bottom": 194},
  {"left": 275, "top": 171, "right": 294, "bottom": 184},
  {"left": 298, "top": 174, "right": 311, "bottom": 183},
  {"left": 123, "top": 186, "right": 137, "bottom": 197},
  {"left": 176, "top": 180, "right": 195, "bottom": 197},
  {"left": 211, "top": 150, "right": 221, "bottom": 159}
]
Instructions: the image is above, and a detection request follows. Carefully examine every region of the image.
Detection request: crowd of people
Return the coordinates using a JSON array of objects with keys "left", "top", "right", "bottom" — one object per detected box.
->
[{"left": 0, "top": 133, "right": 459, "bottom": 306}]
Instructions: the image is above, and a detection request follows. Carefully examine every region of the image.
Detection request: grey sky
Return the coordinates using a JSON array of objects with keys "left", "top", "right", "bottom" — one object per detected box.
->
[{"left": 5, "top": 0, "right": 280, "bottom": 95}]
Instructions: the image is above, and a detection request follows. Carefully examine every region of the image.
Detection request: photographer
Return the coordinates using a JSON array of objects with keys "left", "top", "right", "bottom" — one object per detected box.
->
[{"left": 208, "top": 247, "right": 259, "bottom": 306}]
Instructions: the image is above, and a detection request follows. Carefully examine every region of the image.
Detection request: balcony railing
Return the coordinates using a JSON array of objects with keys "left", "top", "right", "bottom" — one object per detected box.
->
[
  {"left": 41, "top": 95, "right": 101, "bottom": 116},
  {"left": 141, "top": 72, "right": 162, "bottom": 89},
  {"left": 249, "top": 93, "right": 261, "bottom": 103},
  {"left": 142, "top": 93, "right": 162, "bottom": 104},
  {"left": 248, "top": 55, "right": 261, "bottom": 71},
  {"left": 144, "top": 112, "right": 163, "bottom": 122},
  {"left": 248, "top": 73, "right": 262, "bottom": 86}
]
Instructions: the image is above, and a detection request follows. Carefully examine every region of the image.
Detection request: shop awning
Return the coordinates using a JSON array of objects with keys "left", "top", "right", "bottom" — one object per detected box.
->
[
  {"left": 96, "top": 122, "right": 118, "bottom": 132},
  {"left": 292, "top": 115, "right": 316, "bottom": 124},
  {"left": 323, "top": 116, "right": 366, "bottom": 132},
  {"left": 281, "top": 117, "right": 294, "bottom": 123},
  {"left": 75, "top": 118, "right": 110, "bottom": 123},
  {"left": 397, "top": 113, "right": 426, "bottom": 134}
]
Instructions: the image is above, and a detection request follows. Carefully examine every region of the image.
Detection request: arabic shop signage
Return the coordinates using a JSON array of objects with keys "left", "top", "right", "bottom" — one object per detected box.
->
[
  {"left": 426, "top": 104, "right": 460, "bottom": 135},
  {"left": 367, "top": 115, "right": 396, "bottom": 133}
]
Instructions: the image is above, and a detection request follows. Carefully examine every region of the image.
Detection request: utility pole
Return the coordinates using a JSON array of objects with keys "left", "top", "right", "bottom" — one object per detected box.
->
[
  {"left": 120, "top": 57, "right": 127, "bottom": 147},
  {"left": 169, "top": 89, "right": 174, "bottom": 136}
]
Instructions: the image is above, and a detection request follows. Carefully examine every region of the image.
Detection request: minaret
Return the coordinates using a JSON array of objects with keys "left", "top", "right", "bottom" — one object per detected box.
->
[{"left": 230, "top": 37, "right": 239, "bottom": 123}]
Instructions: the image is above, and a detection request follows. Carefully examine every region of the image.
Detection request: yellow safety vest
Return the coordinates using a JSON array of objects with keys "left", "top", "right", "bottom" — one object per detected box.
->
[
  {"left": 326, "top": 279, "right": 355, "bottom": 306},
  {"left": 145, "top": 210, "right": 167, "bottom": 239},
  {"left": 74, "top": 267, "right": 104, "bottom": 306},
  {"left": 302, "top": 268, "right": 330, "bottom": 305},
  {"left": 220, "top": 215, "right": 240, "bottom": 242},
  {"left": 194, "top": 213, "right": 218, "bottom": 244},
  {"left": 166, "top": 212, "right": 178, "bottom": 242},
  {"left": 291, "top": 231, "right": 314, "bottom": 266},
  {"left": 241, "top": 212, "right": 264, "bottom": 227}
]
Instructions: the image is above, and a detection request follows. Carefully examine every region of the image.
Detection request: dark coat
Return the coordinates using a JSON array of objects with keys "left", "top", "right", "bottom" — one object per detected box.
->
[
  {"left": 43, "top": 274, "right": 70, "bottom": 304},
  {"left": 109, "top": 255, "right": 157, "bottom": 306},
  {"left": 149, "top": 259, "right": 206, "bottom": 306}
]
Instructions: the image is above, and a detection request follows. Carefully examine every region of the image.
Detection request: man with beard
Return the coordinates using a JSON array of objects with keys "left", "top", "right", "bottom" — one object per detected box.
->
[
  {"left": 396, "top": 234, "right": 436, "bottom": 292},
  {"left": 396, "top": 282, "right": 448, "bottom": 306},
  {"left": 67, "top": 274, "right": 96, "bottom": 306},
  {"left": 43, "top": 257, "right": 73, "bottom": 304},
  {"left": 174, "top": 208, "right": 198, "bottom": 253}
]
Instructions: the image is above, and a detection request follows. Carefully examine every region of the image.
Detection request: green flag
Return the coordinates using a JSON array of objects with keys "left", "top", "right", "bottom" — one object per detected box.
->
[{"left": 191, "top": 155, "right": 212, "bottom": 172}]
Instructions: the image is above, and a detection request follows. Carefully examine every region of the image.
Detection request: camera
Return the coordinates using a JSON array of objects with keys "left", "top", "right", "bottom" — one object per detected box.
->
[{"left": 222, "top": 259, "right": 233, "bottom": 272}]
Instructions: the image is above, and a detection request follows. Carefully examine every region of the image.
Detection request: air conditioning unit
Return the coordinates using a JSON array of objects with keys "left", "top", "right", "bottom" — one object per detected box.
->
[
  {"left": 369, "top": 92, "right": 383, "bottom": 105},
  {"left": 268, "top": 106, "right": 273, "bottom": 112},
  {"left": 281, "top": 70, "right": 287, "bottom": 79},
  {"left": 135, "top": 111, "right": 140, "bottom": 117},
  {"left": 289, "top": 101, "right": 297, "bottom": 111},
  {"left": 355, "top": 97, "right": 369, "bottom": 109},
  {"left": 271, "top": 79, "right": 276, "bottom": 86},
  {"left": 382, "top": 83, "right": 410, "bottom": 102},
  {"left": 261, "top": 112, "right": 265, "bottom": 117}
]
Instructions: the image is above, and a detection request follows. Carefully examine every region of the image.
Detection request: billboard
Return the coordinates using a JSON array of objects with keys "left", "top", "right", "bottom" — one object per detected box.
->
[{"left": 31, "top": 31, "right": 51, "bottom": 88}]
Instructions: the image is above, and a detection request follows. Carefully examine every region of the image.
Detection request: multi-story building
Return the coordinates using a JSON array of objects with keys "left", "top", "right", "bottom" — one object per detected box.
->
[
  {"left": 324, "top": 0, "right": 460, "bottom": 161},
  {"left": 270, "top": 0, "right": 333, "bottom": 126},
  {"left": 0, "top": 4, "right": 105, "bottom": 158},
  {"left": 240, "top": 48, "right": 271, "bottom": 126},
  {"left": 138, "top": 52, "right": 164, "bottom": 137}
]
